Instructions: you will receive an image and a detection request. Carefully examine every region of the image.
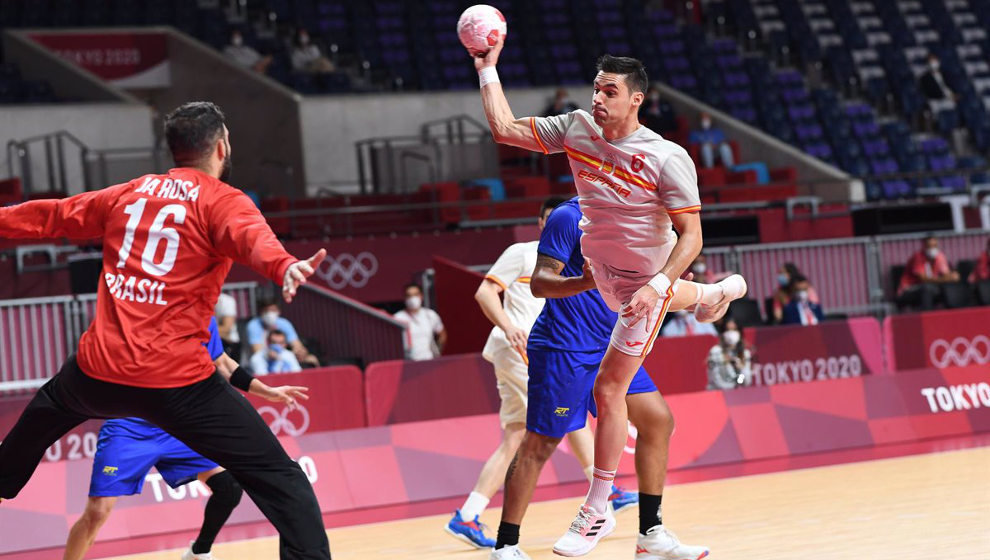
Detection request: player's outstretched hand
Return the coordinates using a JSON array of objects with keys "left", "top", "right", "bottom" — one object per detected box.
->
[
  {"left": 622, "top": 283, "right": 664, "bottom": 329},
  {"left": 474, "top": 33, "right": 506, "bottom": 71},
  {"left": 262, "top": 385, "right": 310, "bottom": 410},
  {"left": 283, "top": 249, "right": 327, "bottom": 303}
]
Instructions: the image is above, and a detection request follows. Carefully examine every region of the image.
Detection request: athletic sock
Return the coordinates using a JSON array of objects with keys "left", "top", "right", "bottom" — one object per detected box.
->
[
  {"left": 584, "top": 467, "right": 616, "bottom": 513},
  {"left": 583, "top": 465, "right": 595, "bottom": 482},
  {"left": 638, "top": 493, "right": 663, "bottom": 535},
  {"left": 495, "top": 521, "right": 520, "bottom": 549},
  {"left": 192, "top": 471, "right": 243, "bottom": 555},
  {"left": 697, "top": 282, "right": 725, "bottom": 306},
  {"left": 460, "top": 491, "right": 489, "bottom": 520}
]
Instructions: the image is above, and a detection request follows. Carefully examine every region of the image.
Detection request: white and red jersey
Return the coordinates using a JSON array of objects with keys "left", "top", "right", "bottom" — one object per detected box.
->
[
  {"left": 531, "top": 109, "right": 701, "bottom": 276},
  {"left": 0, "top": 168, "right": 296, "bottom": 388},
  {"left": 481, "top": 240, "right": 544, "bottom": 361}
]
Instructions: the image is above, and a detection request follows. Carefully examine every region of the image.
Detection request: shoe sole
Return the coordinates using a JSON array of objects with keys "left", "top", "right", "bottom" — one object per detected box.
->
[
  {"left": 443, "top": 525, "right": 493, "bottom": 549},
  {"left": 551, "top": 520, "right": 616, "bottom": 557},
  {"left": 636, "top": 551, "right": 710, "bottom": 560}
]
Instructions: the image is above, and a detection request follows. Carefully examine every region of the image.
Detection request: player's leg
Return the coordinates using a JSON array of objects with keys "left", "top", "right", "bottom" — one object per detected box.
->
[
  {"left": 627, "top": 390, "right": 709, "bottom": 560},
  {"left": 142, "top": 373, "right": 330, "bottom": 560},
  {"left": 63, "top": 497, "right": 117, "bottom": 560},
  {"left": 0, "top": 357, "right": 96, "bottom": 499},
  {"left": 448, "top": 349, "right": 528, "bottom": 548},
  {"left": 182, "top": 467, "right": 243, "bottom": 559},
  {"left": 564, "top": 424, "right": 636, "bottom": 513}
]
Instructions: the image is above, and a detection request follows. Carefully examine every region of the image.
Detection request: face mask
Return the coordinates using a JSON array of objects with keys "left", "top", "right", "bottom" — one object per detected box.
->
[
  {"left": 722, "top": 330, "right": 740, "bottom": 346},
  {"left": 701, "top": 119, "right": 711, "bottom": 129},
  {"left": 262, "top": 310, "right": 279, "bottom": 328},
  {"left": 232, "top": 35, "right": 243, "bottom": 47},
  {"left": 925, "top": 247, "right": 939, "bottom": 260},
  {"left": 796, "top": 290, "right": 809, "bottom": 302},
  {"left": 777, "top": 273, "right": 789, "bottom": 287},
  {"left": 692, "top": 263, "right": 707, "bottom": 274},
  {"left": 405, "top": 296, "right": 422, "bottom": 310},
  {"left": 269, "top": 343, "right": 284, "bottom": 354}
]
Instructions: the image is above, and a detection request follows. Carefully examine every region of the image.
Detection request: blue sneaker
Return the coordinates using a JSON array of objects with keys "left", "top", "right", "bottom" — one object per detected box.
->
[
  {"left": 609, "top": 484, "right": 638, "bottom": 514},
  {"left": 445, "top": 509, "right": 495, "bottom": 549}
]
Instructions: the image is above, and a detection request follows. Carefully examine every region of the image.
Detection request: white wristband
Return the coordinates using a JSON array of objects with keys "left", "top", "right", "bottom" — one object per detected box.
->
[
  {"left": 479, "top": 66, "right": 500, "bottom": 88},
  {"left": 647, "top": 272, "right": 672, "bottom": 296}
]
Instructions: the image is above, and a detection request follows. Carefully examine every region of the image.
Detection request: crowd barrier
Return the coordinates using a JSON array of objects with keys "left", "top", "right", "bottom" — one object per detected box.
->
[
  {"left": 884, "top": 306, "right": 989, "bottom": 371},
  {"left": 2, "top": 365, "right": 986, "bottom": 555},
  {"left": 432, "top": 256, "right": 490, "bottom": 356}
]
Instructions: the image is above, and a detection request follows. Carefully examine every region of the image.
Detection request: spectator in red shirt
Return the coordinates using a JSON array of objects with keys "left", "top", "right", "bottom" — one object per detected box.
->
[
  {"left": 897, "top": 236, "right": 959, "bottom": 311},
  {"left": 970, "top": 237, "right": 990, "bottom": 284}
]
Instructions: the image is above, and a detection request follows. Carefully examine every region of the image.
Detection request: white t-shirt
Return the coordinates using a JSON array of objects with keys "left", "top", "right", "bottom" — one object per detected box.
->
[
  {"left": 532, "top": 109, "right": 701, "bottom": 275},
  {"left": 481, "top": 241, "right": 545, "bottom": 361},
  {"left": 394, "top": 308, "right": 445, "bottom": 361}
]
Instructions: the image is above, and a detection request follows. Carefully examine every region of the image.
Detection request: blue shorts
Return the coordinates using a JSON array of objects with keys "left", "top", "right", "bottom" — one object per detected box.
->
[
  {"left": 89, "top": 419, "right": 219, "bottom": 497},
  {"left": 526, "top": 349, "right": 657, "bottom": 438}
]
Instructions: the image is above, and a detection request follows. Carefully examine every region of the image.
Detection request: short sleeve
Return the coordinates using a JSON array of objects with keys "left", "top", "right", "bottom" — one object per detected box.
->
[
  {"left": 278, "top": 318, "right": 300, "bottom": 343},
  {"left": 530, "top": 112, "right": 575, "bottom": 154},
  {"left": 537, "top": 203, "right": 580, "bottom": 264},
  {"left": 659, "top": 151, "right": 701, "bottom": 215},
  {"left": 246, "top": 318, "right": 265, "bottom": 346},
  {"left": 430, "top": 310, "right": 445, "bottom": 333},
  {"left": 486, "top": 243, "right": 526, "bottom": 289},
  {"left": 205, "top": 317, "right": 224, "bottom": 361}
]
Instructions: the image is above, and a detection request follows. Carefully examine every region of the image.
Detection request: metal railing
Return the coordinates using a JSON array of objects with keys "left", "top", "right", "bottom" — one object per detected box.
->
[
  {"left": 0, "top": 282, "right": 259, "bottom": 394},
  {"left": 279, "top": 283, "right": 406, "bottom": 367},
  {"left": 6, "top": 130, "right": 90, "bottom": 195}
]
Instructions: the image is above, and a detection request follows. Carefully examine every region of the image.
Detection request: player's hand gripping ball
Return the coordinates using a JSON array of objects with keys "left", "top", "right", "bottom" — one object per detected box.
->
[{"left": 457, "top": 4, "right": 507, "bottom": 57}]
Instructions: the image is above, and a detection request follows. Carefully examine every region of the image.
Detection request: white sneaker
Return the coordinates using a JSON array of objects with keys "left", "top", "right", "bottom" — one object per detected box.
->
[
  {"left": 635, "top": 525, "right": 709, "bottom": 560},
  {"left": 552, "top": 504, "right": 616, "bottom": 557},
  {"left": 181, "top": 542, "right": 217, "bottom": 560},
  {"left": 490, "top": 544, "right": 532, "bottom": 559},
  {"left": 694, "top": 274, "right": 747, "bottom": 323}
]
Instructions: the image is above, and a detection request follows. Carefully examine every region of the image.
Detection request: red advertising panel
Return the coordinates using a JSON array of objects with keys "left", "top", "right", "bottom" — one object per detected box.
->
[
  {"left": 2, "top": 367, "right": 988, "bottom": 555},
  {"left": 28, "top": 32, "right": 170, "bottom": 88},
  {"left": 884, "top": 307, "right": 990, "bottom": 371},
  {"left": 643, "top": 334, "right": 716, "bottom": 394},
  {"left": 744, "top": 317, "right": 886, "bottom": 386}
]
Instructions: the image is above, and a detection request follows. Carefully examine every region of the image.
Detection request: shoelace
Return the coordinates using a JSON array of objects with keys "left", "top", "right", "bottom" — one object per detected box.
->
[{"left": 568, "top": 506, "right": 595, "bottom": 534}]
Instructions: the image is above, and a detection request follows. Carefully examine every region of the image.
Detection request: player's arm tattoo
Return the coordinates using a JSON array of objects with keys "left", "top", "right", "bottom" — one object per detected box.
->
[
  {"left": 534, "top": 253, "right": 565, "bottom": 275},
  {"left": 531, "top": 252, "right": 592, "bottom": 299}
]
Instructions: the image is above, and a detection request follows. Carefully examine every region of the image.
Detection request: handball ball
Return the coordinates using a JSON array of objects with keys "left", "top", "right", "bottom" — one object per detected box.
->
[{"left": 457, "top": 4, "right": 507, "bottom": 56}]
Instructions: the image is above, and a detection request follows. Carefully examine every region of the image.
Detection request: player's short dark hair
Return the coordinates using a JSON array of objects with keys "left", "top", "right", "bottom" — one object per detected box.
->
[
  {"left": 540, "top": 196, "right": 568, "bottom": 217},
  {"left": 164, "top": 101, "right": 226, "bottom": 166},
  {"left": 596, "top": 54, "right": 648, "bottom": 94}
]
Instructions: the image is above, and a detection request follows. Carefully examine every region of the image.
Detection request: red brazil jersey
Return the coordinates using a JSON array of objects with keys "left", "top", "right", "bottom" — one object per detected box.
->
[{"left": 0, "top": 168, "right": 297, "bottom": 388}]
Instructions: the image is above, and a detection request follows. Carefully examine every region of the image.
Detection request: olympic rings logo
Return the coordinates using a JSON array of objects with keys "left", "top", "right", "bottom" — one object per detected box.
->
[
  {"left": 314, "top": 252, "right": 379, "bottom": 289},
  {"left": 929, "top": 335, "right": 990, "bottom": 368},
  {"left": 258, "top": 404, "right": 311, "bottom": 437}
]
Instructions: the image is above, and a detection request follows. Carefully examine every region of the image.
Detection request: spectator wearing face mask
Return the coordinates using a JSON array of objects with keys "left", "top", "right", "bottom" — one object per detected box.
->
[
  {"left": 246, "top": 296, "right": 320, "bottom": 367},
  {"left": 688, "top": 112, "right": 735, "bottom": 168},
  {"left": 640, "top": 86, "right": 677, "bottom": 134},
  {"left": 781, "top": 275, "right": 825, "bottom": 326},
  {"left": 706, "top": 319, "right": 751, "bottom": 390},
  {"left": 660, "top": 309, "right": 718, "bottom": 337},
  {"left": 969, "top": 238, "right": 990, "bottom": 284},
  {"left": 223, "top": 30, "right": 273, "bottom": 74},
  {"left": 250, "top": 330, "right": 302, "bottom": 374},
  {"left": 291, "top": 28, "right": 335, "bottom": 74},
  {"left": 897, "top": 236, "right": 960, "bottom": 311},
  {"left": 770, "top": 262, "right": 819, "bottom": 324},
  {"left": 393, "top": 284, "right": 446, "bottom": 361}
]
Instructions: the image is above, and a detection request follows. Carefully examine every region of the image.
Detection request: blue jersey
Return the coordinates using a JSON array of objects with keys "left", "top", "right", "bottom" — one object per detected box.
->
[
  {"left": 105, "top": 317, "right": 224, "bottom": 431},
  {"left": 529, "top": 198, "right": 618, "bottom": 352}
]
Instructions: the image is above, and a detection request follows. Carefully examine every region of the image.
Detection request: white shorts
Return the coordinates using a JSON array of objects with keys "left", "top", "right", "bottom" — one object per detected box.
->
[
  {"left": 492, "top": 346, "right": 529, "bottom": 428},
  {"left": 589, "top": 258, "right": 677, "bottom": 358}
]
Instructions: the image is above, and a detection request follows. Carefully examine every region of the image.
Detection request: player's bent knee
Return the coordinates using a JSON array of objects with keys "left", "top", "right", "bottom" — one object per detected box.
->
[
  {"left": 84, "top": 498, "right": 115, "bottom": 524},
  {"left": 205, "top": 470, "right": 243, "bottom": 509}
]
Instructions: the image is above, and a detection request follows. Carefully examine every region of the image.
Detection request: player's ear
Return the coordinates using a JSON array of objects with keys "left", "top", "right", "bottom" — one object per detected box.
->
[{"left": 631, "top": 90, "right": 644, "bottom": 108}]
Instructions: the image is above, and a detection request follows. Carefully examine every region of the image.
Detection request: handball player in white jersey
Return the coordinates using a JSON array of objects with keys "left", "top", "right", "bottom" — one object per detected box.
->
[{"left": 472, "top": 36, "right": 745, "bottom": 558}]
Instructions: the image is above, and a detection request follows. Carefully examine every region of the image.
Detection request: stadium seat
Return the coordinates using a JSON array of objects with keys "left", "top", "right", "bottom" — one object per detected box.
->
[
  {"left": 727, "top": 298, "right": 762, "bottom": 328},
  {"left": 941, "top": 283, "right": 973, "bottom": 309}
]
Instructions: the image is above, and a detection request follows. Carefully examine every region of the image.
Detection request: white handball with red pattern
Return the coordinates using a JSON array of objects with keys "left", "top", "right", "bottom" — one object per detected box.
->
[{"left": 457, "top": 4, "right": 507, "bottom": 57}]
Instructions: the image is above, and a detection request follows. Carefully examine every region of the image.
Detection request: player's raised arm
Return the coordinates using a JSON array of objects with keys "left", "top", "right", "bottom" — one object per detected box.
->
[
  {"left": 475, "top": 36, "right": 549, "bottom": 153},
  {"left": 0, "top": 187, "right": 115, "bottom": 240},
  {"left": 531, "top": 254, "right": 596, "bottom": 298}
]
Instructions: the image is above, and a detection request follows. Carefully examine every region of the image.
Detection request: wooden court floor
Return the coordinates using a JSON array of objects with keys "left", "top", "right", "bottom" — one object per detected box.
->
[{"left": 102, "top": 446, "right": 990, "bottom": 560}]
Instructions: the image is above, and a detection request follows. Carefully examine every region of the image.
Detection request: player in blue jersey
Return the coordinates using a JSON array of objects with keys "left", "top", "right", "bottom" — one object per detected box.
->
[
  {"left": 63, "top": 317, "right": 309, "bottom": 560},
  {"left": 489, "top": 198, "right": 709, "bottom": 560}
]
